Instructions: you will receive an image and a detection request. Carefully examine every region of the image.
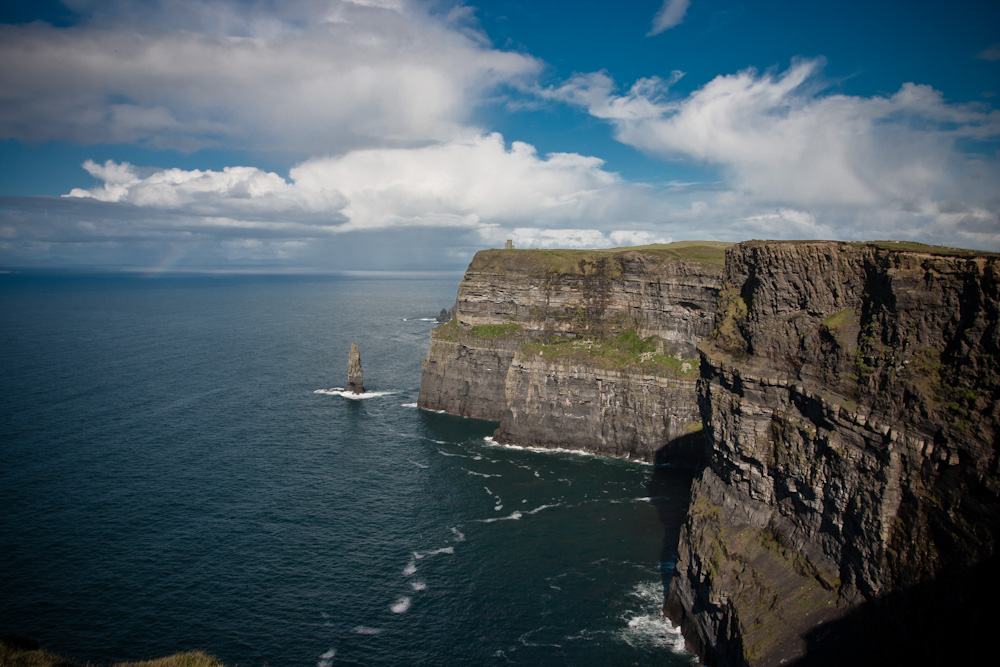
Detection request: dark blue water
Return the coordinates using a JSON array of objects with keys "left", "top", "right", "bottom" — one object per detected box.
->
[{"left": 0, "top": 273, "right": 695, "bottom": 666}]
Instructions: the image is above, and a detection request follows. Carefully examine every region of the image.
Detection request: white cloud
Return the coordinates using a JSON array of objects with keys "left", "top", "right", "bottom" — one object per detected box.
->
[
  {"left": 556, "top": 60, "right": 1000, "bottom": 206},
  {"left": 289, "top": 132, "right": 629, "bottom": 230},
  {"left": 40, "top": 133, "right": 704, "bottom": 268},
  {"left": 0, "top": 0, "right": 539, "bottom": 153},
  {"left": 648, "top": 0, "right": 690, "bottom": 36},
  {"left": 63, "top": 134, "right": 643, "bottom": 231}
]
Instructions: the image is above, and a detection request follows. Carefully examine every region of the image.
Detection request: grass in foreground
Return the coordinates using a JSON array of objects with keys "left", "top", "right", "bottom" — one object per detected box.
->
[{"left": 0, "top": 637, "right": 224, "bottom": 667}]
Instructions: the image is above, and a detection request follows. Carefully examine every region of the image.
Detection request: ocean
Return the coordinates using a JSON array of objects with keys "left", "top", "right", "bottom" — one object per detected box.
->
[{"left": 0, "top": 273, "right": 696, "bottom": 666}]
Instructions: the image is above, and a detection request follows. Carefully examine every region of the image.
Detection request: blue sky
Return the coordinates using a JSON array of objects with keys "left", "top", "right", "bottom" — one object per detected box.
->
[{"left": 1, "top": 0, "right": 997, "bottom": 271}]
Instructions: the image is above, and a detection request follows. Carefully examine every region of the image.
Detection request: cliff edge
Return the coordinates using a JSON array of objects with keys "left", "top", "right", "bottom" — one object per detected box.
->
[
  {"left": 417, "top": 242, "right": 728, "bottom": 462},
  {"left": 667, "top": 241, "right": 1000, "bottom": 665}
]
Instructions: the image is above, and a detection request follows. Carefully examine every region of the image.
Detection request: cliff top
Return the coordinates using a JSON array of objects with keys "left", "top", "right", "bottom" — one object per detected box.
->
[
  {"left": 740, "top": 239, "right": 999, "bottom": 258},
  {"left": 468, "top": 241, "right": 732, "bottom": 274}
]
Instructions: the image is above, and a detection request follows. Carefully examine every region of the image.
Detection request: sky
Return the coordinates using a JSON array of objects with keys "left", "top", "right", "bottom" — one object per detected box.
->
[{"left": 0, "top": 0, "right": 998, "bottom": 272}]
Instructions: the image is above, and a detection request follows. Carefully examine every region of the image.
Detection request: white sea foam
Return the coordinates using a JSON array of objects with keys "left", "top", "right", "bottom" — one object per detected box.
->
[
  {"left": 352, "top": 626, "right": 383, "bottom": 635},
  {"left": 401, "top": 402, "right": 418, "bottom": 408},
  {"left": 317, "top": 648, "right": 336, "bottom": 667},
  {"left": 618, "top": 581, "right": 691, "bottom": 653},
  {"left": 525, "top": 503, "right": 560, "bottom": 515},
  {"left": 494, "top": 504, "right": 503, "bottom": 511},
  {"left": 408, "top": 459, "right": 429, "bottom": 469},
  {"left": 483, "top": 436, "right": 652, "bottom": 465},
  {"left": 481, "top": 514, "right": 518, "bottom": 524},
  {"left": 450, "top": 526, "right": 465, "bottom": 542},
  {"left": 465, "top": 469, "right": 500, "bottom": 478},
  {"left": 410, "top": 580, "right": 427, "bottom": 591},
  {"left": 413, "top": 546, "right": 454, "bottom": 559},
  {"left": 403, "top": 560, "right": 417, "bottom": 576},
  {"left": 391, "top": 597, "right": 412, "bottom": 613},
  {"left": 621, "top": 614, "right": 687, "bottom": 651},
  {"left": 313, "top": 388, "right": 395, "bottom": 400}
]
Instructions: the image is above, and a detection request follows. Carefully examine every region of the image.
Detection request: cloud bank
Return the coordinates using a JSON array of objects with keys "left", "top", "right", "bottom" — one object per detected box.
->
[
  {"left": 0, "top": 0, "right": 539, "bottom": 153},
  {"left": 0, "top": 133, "right": 683, "bottom": 269},
  {"left": 550, "top": 59, "right": 1000, "bottom": 248}
]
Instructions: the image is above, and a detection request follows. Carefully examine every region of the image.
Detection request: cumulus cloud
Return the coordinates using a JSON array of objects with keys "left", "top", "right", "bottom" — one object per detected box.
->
[
  {"left": 0, "top": 0, "right": 539, "bottom": 153},
  {"left": 63, "top": 134, "right": 645, "bottom": 229},
  {"left": 648, "top": 0, "right": 690, "bottom": 36},
  {"left": 12, "top": 133, "right": 700, "bottom": 269},
  {"left": 547, "top": 59, "right": 1000, "bottom": 248}
]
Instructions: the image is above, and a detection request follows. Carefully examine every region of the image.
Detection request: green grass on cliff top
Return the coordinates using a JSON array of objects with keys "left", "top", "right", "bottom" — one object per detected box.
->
[
  {"left": 0, "top": 637, "right": 225, "bottom": 667},
  {"left": 743, "top": 239, "right": 997, "bottom": 257},
  {"left": 470, "top": 241, "right": 731, "bottom": 273},
  {"left": 523, "top": 330, "right": 700, "bottom": 379}
]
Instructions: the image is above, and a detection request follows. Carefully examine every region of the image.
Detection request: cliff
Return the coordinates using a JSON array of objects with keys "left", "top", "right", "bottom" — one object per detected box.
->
[
  {"left": 667, "top": 241, "right": 1000, "bottom": 665},
  {"left": 418, "top": 239, "right": 999, "bottom": 664},
  {"left": 417, "top": 242, "right": 728, "bottom": 461}
]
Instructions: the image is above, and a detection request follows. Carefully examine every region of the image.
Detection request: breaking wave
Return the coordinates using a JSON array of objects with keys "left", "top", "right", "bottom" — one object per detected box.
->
[
  {"left": 619, "top": 581, "right": 690, "bottom": 653},
  {"left": 314, "top": 388, "right": 396, "bottom": 400},
  {"left": 390, "top": 597, "right": 412, "bottom": 614}
]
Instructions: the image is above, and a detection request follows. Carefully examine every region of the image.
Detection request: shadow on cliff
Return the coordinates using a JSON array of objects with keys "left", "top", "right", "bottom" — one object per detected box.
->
[
  {"left": 789, "top": 552, "right": 1000, "bottom": 666},
  {"left": 647, "top": 432, "right": 704, "bottom": 605}
]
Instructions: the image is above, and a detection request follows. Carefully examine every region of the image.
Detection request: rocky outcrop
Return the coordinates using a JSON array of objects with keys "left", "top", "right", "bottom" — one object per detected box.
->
[
  {"left": 417, "top": 335, "right": 521, "bottom": 420},
  {"left": 417, "top": 243, "right": 727, "bottom": 461},
  {"left": 347, "top": 342, "right": 364, "bottom": 394},
  {"left": 667, "top": 241, "right": 1000, "bottom": 666},
  {"left": 494, "top": 355, "right": 703, "bottom": 463}
]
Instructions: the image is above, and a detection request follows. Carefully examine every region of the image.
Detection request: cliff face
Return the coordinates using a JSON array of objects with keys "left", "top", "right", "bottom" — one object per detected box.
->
[
  {"left": 667, "top": 241, "right": 1000, "bottom": 666},
  {"left": 417, "top": 243, "right": 727, "bottom": 461},
  {"left": 494, "top": 356, "right": 702, "bottom": 461}
]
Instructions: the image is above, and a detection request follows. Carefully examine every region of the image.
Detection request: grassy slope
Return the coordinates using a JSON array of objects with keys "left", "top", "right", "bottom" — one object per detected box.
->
[{"left": 0, "top": 638, "right": 224, "bottom": 667}]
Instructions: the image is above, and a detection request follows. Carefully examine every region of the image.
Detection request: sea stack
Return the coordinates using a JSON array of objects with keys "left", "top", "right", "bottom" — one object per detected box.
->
[{"left": 347, "top": 343, "right": 364, "bottom": 394}]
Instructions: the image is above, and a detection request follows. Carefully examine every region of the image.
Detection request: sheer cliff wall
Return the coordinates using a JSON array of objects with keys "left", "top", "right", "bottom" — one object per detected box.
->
[
  {"left": 417, "top": 243, "right": 727, "bottom": 461},
  {"left": 667, "top": 241, "right": 1000, "bottom": 666}
]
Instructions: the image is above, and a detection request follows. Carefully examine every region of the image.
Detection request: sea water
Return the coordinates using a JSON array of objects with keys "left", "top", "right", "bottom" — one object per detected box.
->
[{"left": 0, "top": 273, "right": 696, "bottom": 666}]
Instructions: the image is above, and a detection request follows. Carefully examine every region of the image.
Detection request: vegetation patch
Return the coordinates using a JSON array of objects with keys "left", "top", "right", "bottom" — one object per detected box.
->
[
  {"left": 471, "top": 323, "right": 523, "bottom": 339},
  {"left": 468, "top": 241, "right": 732, "bottom": 274},
  {"left": 0, "top": 637, "right": 224, "bottom": 667},
  {"left": 430, "top": 317, "right": 463, "bottom": 341},
  {"left": 522, "top": 329, "right": 699, "bottom": 378},
  {"left": 431, "top": 319, "right": 525, "bottom": 343},
  {"left": 709, "top": 285, "right": 749, "bottom": 355}
]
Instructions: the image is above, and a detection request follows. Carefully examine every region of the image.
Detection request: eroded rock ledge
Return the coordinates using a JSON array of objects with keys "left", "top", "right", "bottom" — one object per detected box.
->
[{"left": 417, "top": 242, "right": 728, "bottom": 463}]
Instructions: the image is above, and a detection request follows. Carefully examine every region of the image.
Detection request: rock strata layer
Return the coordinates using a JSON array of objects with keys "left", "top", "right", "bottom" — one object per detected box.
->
[
  {"left": 667, "top": 241, "right": 1000, "bottom": 666},
  {"left": 418, "top": 239, "right": 999, "bottom": 664},
  {"left": 417, "top": 243, "right": 727, "bottom": 462}
]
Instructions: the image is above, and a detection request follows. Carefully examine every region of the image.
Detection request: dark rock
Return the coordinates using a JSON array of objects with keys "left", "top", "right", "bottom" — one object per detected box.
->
[
  {"left": 347, "top": 343, "right": 364, "bottom": 394},
  {"left": 668, "top": 240, "right": 1000, "bottom": 666}
]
